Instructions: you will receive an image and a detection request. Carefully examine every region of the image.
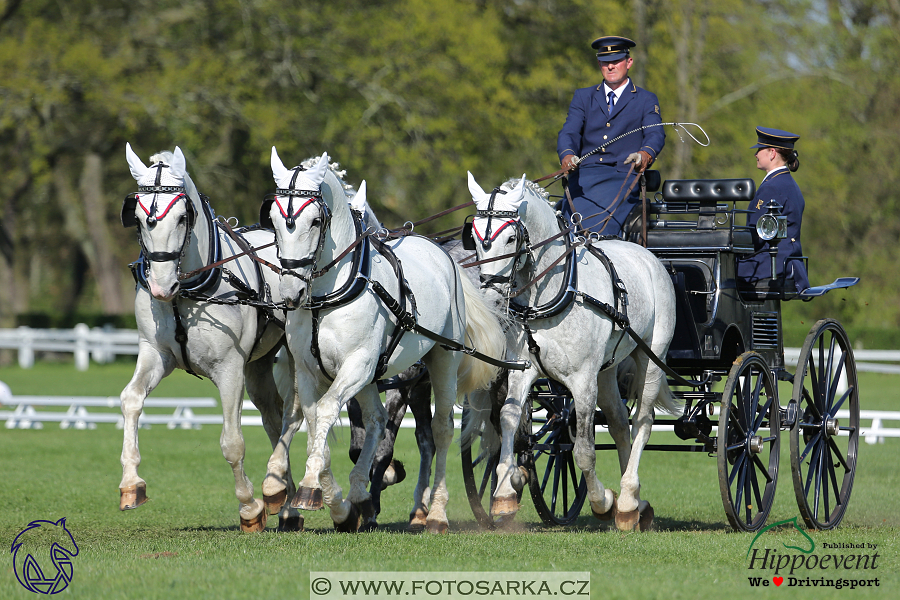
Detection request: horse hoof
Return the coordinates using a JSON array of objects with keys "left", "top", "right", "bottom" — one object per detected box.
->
[
  {"left": 615, "top": 508, "right": 640, "bottom": 532},
  {"left": 240, "top": 509, "right": 267, "bottom": 533},
  {"left": 490, "top": 494, "right": 519, "bottom": 518},
  {"left": 510, "top": 466, "right": 529, "bottom": 493},
  {"left": 638, "top": 503, "right": 654, "bottom": 532},
  {"left": 291, "top": 486, "right": 324, "bottom": 510},
  {"left": 407, "top": 508, "right": 428, "bottom": 534},
  {"left": 264, "top": 489, "right": 287, "bottom": 515},
  {"left": 359, "top": 519, "right": 379, "bottom": 533},
  {"left": 358, "top": 498, "right": 376, "bottom": 522},
  {"left": 119, "top": 483, "right": 148, "bottom": 511},
  {"left": 334, "top": 504, "right": 361, "bottom": 533},
  {"left": 381, "top": 459, "right": 407, "bottom": 490},
  {"left": 425, "top": 519, "right": 449, "bottom": 535},
  {"left": 591, "top": 492, "right": 617, "bottom": 522},
  {"left": 277, "top": 514, "right": 304, "bottom": 532}
]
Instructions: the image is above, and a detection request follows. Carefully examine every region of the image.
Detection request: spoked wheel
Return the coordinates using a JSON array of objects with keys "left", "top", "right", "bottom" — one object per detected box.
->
[
  {"left": 460, "top": 406, "right": 500, "bottom": 530},
  {"left": 523, "top": 380, "right": 587, "bottom": 526},
  {"left": 790, "top": 319, "right": 859, "bottom": 530},
  {"left": 717, "top": 352, "right": 780, "bottom": 532}
]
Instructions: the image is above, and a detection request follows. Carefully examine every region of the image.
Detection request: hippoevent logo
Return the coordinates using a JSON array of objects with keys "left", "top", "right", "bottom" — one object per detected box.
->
[
  {"left": 745, "top": 517, "right": 880, "bottom": 590},
  {"left": 10, "top": 518, "right": 79, "bottom": 594}
]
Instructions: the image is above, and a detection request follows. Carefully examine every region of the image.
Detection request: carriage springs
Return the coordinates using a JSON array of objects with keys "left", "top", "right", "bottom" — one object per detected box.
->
[{"left": 746, "top": 543, "right": 880, "bottom": 588}]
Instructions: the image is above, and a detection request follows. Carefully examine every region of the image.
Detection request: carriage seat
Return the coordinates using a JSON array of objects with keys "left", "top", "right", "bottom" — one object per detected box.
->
[{"left": 627, "top": 178, "right": 756, "bottom": 253}]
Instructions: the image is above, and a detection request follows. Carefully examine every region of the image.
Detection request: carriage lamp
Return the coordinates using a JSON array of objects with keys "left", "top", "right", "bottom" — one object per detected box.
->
[
  {"left": 756, "top": 200, "right": 787, "bottom": 280},
  {"left": 756, "top": 200, "right": 788, "bottom": 242}
]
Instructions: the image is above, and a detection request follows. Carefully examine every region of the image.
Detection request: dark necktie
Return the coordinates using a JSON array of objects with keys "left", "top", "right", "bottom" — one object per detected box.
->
[{"left": 607, "top": 91, "right": 616, "bottom": 115}]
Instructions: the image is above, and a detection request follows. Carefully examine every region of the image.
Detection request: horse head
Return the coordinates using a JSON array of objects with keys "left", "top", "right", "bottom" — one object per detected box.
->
[
  {"left": 466, "top": 172, "right": 532, "bottom": 299},
  {"left": 124, "top": 143, "right": 200, "bottom": 301},
  {"left": 266, "top": 147, "right": 334, "bottom": 308}
]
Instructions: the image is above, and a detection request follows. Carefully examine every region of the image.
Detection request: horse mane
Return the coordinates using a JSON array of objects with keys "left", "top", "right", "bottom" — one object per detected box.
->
[
  {"left": 149, "top": 150, "right": 203, "bottom": 206},
  {"left": 298, "top": 156, "right": 355, "bottom": 199},
  {"left": 501, "top": 177, "right": 550, "bottom": 202}
]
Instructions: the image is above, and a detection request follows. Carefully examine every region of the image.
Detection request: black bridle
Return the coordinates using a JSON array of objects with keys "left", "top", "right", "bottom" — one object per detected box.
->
[
  {"left": 462, "top": 187, "right": 532, "bottom": 293},
  {"left": 121, "top": 162, "right": 198, "bottom": 277},
  {"left": 261, "top": 165, "right": 332, "bottom": 284}
]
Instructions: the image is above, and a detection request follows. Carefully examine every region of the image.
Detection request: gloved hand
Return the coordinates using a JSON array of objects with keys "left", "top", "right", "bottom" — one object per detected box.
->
[{"left": 624, "top": 151, "right": 653, "bottom": 172}]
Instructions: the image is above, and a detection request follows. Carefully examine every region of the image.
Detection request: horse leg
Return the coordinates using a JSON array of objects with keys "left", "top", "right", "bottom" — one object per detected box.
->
[
  {"left": 490, "top": 368, "right": 537, "bottom": 520},
  {"left": 615, "top": 353, "right": 659, "bottom": 532},
  {"left": 119, "top": 348, "right": 171, "bottom": 510},
  {"left": 245, "top": 346, "right": 302, "bottom": 531},
  {"left": 406, "top": 373, "right": 434, "bottom": 533},
  {"left": 422, "top": 351, "right": 463, "bottom": 534},
  {"left": 594, "top": 369, "right": 631, "bottom": 521},
  {"left": 295, "top": 357, "right": 374, "bottom": 530},
  {"left": 569, "top": 375, "right": 616, "bottom": 519},
  {"left": 347, "top": 397, "right": 365, "bottom": 465},
  {"left": 214, "top": 359, "right": 266, "bottom": 532},
  {"left": 345, "top": 384, "right": 388, "bottom": 526},
  {"left": 358, "top": 386, "right": 407, "bottom": 532}
]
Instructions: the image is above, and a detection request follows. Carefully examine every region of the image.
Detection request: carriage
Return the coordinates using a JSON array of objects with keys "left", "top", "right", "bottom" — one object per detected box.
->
[{"left": 460, "top": 173, "right": 860, "bottom": 533}]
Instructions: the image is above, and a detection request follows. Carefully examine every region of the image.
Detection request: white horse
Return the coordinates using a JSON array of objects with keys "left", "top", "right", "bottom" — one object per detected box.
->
[
  {"left": 120, "top": 144, "right": 298, "bottom": 532},
  {"left": 463, "top": 173, "right": 678, "bottom": 531},
  {"left": 262, "top": 149, "right": 504, "bottom": 532}
]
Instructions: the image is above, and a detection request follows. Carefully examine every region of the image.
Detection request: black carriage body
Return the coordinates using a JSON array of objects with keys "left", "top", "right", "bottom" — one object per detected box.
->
[{"left": 637, "top": 177, "right": 789, "bottom": 374}]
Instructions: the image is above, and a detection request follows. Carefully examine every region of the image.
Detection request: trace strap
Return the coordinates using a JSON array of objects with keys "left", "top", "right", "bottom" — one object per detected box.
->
[{"left": 368, "top": 278, "right": 530, "bottom": 372}]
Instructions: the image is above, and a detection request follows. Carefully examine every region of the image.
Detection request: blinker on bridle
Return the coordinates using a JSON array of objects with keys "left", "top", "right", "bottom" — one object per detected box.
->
[
  {"left": 122, "top": 162, "right": 197, "bottom": 266},
  {"left": 467, "top": 186, "right": 531, "bottom": 292},
  {"left": 263, "top": 165, "right": 331, "bottom": 276}
]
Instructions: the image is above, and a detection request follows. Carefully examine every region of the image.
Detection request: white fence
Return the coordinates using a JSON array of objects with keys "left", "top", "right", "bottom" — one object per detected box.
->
[
  {"left": 1, "top": 394, "right": 898, "bottom": 444},
  {"left": 3, "top": 326, "right": 900, "bottom": 374},
  {"left": 0, "top": 325, "right": 139, "bottom": 370}
]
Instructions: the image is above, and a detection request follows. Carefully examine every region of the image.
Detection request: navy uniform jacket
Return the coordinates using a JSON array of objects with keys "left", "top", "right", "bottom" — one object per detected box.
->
[
  {"left": 557, "top": 80, "right": 665, "bottom": 170},
  {"left": 737, "top": 168, "right": 810, "bottom": 292}
]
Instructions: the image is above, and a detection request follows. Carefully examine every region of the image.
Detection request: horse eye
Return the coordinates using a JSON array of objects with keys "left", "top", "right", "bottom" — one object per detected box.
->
[
  {"left": 311, "top": 217, "right": 322, "bottom": 227},
  {"left": 507, "top": 234, "right": 516, "bottom": 245}
]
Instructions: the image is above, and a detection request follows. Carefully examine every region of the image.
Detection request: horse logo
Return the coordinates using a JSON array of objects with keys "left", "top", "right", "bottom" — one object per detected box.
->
[
  {"left": 10, "top": 518, "right": 79, "bottom": 594},
  {"left": 746, "top": 516, "right": 815, "bottom": 557}
]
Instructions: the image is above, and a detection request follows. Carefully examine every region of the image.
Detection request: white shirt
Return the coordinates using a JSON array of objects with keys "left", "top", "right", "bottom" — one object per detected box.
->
[
  {"left": 762, "top": 165, "right": 788, "bottom": 184},
  {"left": 603, "top": 80, "right": 629, "bottom": 107}
]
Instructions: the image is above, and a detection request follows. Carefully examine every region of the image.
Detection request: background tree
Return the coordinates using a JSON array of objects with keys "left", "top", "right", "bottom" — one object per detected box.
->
[{"left": 0, "top": 0, "right": 896, "bottom": 341}]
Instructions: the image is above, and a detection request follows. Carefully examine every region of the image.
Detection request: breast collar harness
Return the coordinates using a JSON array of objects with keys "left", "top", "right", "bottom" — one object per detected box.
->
[{"left": 489, "top": 209, "right": 633, "bottom": 374}]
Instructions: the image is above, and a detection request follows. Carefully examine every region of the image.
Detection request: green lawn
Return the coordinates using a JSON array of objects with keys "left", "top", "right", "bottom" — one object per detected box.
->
[{"left": 0, "top": 362, "right": 898, "bottom": 599}]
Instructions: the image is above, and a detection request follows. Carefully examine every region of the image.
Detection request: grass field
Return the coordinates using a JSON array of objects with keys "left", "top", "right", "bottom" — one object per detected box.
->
[{"left": 1, "top": 362, "right": 898, "bottom": 599}]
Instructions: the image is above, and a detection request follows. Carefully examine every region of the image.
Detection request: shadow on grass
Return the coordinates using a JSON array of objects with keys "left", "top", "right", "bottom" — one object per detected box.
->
[{"left": 171, "top": 515, "right": 736, "bottom": 535}]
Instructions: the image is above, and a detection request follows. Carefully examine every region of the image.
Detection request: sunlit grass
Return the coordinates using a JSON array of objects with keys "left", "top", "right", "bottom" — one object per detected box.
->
[{"left": 0, "top": 362, "right": 897, "bottom": 599}]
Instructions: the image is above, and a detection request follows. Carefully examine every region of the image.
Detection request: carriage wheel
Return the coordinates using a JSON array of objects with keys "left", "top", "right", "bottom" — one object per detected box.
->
[
  {"left": 717, "top": 352, "right": 780, "bottom": 532},
  {"left": 790, "top": 319, "right": 859, "bottom": 530},
  {"left": 523, "top": 380, "right": 587, "bottom": 526},
  {"left": 460, "top": 406, "right": 500, "bottom": 530}
]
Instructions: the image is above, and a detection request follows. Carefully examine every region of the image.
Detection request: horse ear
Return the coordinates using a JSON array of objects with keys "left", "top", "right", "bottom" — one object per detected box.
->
[
  {"left": 467, "top": 171, "right": 487, "bottom": 207},
  {"left": 506, "top": 174, "right": 528, "bottom": 212},
  {"left": 125, "top": 142, "right": 149, "bottom": 181},
  {"left": 350, "top": 180, "right": 367, "bottom": 212},
  {"left": 307, "top": 153, "right": 330, "bottom": 186},
  {"left": 170, "top": 147, "right": 187, "bottom": 180},
  {"left": 271, "top": 146, "right": 290, "bottom": 183}
]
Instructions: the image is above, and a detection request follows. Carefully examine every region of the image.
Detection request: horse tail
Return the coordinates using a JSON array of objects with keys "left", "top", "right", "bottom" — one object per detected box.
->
[
  {"left": 459, "top": 389, "right": 500, "bottom": 458},
  {"left": 455, "top": 271, "right": 504, "bottom": 397},
  {"left": 653, "top": 376, "right": 681, "bottom": 415}
]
